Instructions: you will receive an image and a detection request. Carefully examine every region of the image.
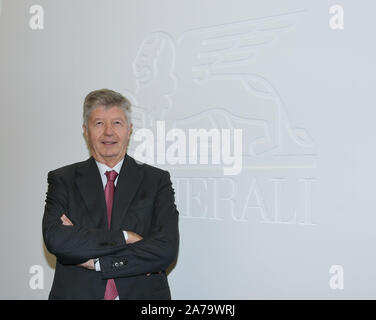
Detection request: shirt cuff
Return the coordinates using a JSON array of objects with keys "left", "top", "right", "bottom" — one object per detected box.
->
[
  {"left": 123, "top": 230, "right": 128, "bottom": 242},
  {"left": 94, "top": 258, "right": 101, "bottom": 272}
]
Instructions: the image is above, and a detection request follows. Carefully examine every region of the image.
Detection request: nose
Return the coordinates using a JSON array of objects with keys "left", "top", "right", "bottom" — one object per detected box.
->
[{"left": 104, "top": 123, "right": 114, "bottom": 136}]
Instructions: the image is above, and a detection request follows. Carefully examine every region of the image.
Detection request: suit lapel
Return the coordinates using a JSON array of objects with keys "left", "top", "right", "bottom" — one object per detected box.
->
[
  {"left": 111, "top": 154, "right": 144, "bottom": 230},
  {"left": 75, "top": 157, "right": 108, "bottom": 228}
]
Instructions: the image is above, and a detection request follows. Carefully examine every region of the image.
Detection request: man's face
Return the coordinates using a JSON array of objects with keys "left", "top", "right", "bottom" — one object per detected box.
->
[{"left": 83, "top": 106, "right": 132, "bottom": 167}]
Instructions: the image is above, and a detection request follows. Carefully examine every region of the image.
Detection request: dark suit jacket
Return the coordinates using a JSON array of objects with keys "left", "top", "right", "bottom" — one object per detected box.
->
[{"left": 42, "top": 154, "right": 179, "bottom": 300}]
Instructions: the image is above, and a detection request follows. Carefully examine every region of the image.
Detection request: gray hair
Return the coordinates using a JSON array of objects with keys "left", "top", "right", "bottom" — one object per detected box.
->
[{"left": 83, "top": 89, "right": 132, "bottom": 127}]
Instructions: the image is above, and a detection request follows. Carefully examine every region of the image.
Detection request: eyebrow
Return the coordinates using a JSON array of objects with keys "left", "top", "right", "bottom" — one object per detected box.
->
[{"left": 92, "top": 118, "right": 124, "bottom": 122}]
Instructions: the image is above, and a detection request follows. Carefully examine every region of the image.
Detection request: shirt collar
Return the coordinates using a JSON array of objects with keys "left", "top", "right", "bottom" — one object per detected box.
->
[{"left": 95, "top": 158, "right": 124, "bottom": 177}]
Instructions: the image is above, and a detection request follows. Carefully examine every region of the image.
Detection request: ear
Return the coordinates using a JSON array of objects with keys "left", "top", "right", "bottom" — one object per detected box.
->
[
  {"left": 129, "top": 123, "right": 133, "bottom": 137},
  {"left": 82, "top": 124, "right": 88, "bottom": 140}
]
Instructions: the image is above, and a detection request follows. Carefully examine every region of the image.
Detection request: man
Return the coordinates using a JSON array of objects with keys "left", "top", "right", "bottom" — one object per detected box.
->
[{"left": 42, "top": 89, "right": 179, "bottom": 300}]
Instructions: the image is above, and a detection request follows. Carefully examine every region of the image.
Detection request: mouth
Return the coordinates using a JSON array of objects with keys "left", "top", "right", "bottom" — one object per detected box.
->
[{"left": 102, "top": 141, "right": 117, "bottom": 146}]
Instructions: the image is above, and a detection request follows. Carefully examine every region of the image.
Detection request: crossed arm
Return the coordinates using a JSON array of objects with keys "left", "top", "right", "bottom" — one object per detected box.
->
[
  {"left": 60, "top": 214, "right": 143, "bottom": 271},
  {"left": 43, "top": 170, "right": 179, "bottom": 279}
]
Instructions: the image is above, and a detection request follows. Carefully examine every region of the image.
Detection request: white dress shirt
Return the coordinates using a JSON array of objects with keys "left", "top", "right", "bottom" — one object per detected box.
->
[{"left": 95, "top": 159, "right": 123, "bottom": 189}]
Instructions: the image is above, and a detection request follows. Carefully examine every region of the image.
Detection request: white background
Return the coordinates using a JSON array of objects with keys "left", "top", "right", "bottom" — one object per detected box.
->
[{"left": 0, "top": 0, "right": 375, "bottom": 299}]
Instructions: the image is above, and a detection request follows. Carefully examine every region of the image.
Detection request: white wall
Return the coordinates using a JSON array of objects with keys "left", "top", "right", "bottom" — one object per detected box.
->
[{"left": 1, "top": 0, "right": 375, "bottom": 299}]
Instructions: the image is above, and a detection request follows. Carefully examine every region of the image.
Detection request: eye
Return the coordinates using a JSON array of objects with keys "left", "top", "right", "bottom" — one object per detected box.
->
[
  {"left": 113, "top": 120, "right": 123, "bottom": 126},
  {"left": 95, "top": 121, "right": 104, "bottom": 126}
]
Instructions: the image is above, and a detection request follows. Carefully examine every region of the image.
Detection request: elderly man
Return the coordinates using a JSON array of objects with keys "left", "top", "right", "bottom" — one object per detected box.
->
[{"left": 42, "top": 89, "right": 179, "bottom": 300}]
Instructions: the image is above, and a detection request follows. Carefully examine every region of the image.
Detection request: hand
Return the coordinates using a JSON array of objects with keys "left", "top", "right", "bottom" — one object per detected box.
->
[
  {"left": 146, "top": 271, "right": 162, "bottom": 276},
  {"left": 78, "top": 259, "right": 95, "bottom": 270},
  {"left": 126, "top": 231, "right": 143, "bottom": 244},
  {"left": 60, "top": 214, "right": 73, "bottom": 226}
]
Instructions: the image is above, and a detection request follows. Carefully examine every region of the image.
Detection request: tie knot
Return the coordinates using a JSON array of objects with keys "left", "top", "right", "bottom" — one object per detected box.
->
[{"left": 105, "top": 170, "right": 118, "bottom": 182}]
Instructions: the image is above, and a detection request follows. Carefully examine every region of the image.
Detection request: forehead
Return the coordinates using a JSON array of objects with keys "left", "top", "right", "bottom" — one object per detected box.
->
[{"left": 89, "top": 105, "right": 126, "bottom": 120}]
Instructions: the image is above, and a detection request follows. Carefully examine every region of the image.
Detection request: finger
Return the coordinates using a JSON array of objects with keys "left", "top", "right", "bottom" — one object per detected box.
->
[{"left": 61, "top": 214, "right": 73, "bottom": 226}]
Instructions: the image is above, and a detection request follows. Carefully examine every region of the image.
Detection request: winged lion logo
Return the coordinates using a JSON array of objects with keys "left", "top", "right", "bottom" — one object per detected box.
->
[{"left": 124, "top": 10, "right": 315, "bottom": 167}]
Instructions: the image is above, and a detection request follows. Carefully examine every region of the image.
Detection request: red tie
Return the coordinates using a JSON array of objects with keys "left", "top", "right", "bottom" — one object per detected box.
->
[{"left": 104, "top": 170, "right": 119, "bottom": 300}]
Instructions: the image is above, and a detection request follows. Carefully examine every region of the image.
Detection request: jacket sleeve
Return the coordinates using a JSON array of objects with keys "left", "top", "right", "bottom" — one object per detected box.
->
[
  {"left": 42, "top": 171, "right": 127, "bottom": 265},
  {"left": 98, "top": 171, "right": 179, "bottom": 279}
]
